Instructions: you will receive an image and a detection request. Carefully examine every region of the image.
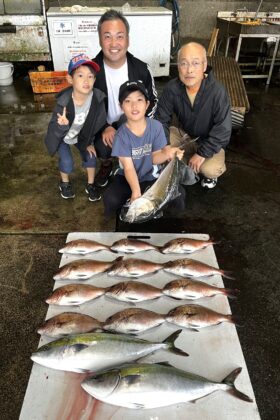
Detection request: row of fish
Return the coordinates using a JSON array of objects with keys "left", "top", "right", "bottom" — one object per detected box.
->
[
  {"left": 54, "top": 256, "right": 233, "bottom": 280},
  {"left": 38, "top": 304, "right": 237, "bottom": 337},
  {"left": 46, "top": 278, "right": 238, "bottom": 305},
  {"left": 59, "top": 237, "right": 217, "bottom": 255}
]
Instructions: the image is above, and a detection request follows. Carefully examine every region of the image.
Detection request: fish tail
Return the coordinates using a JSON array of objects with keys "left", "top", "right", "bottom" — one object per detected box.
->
[
  {"left": 163, "top": 329, "right": 189, "bottom": 357},
  {"left": 228, "top": 315, "right": 243, "bottom": 327},
  {"left": 222, "top": 367, "right": 253, "bottom": 402},
  {"left": 220, "top": 270, "right": 235, "bottom": 280},
  {"left": 224, "top": 288, "right": 240, "bottom": 299}
]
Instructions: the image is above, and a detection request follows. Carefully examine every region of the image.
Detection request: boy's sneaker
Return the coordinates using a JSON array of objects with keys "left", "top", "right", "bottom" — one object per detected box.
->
[
  {"left": 95, "top": 160, "right": 113, "bottom": 187},
  {"left": 59, "top": 182, "right": 75, "bottom": 199},
  {"left": 201, "top": 177, "right": 217, "bottom": 189},
  {"left": 85, "top": 183, "right": 101, "bottom": 202}
]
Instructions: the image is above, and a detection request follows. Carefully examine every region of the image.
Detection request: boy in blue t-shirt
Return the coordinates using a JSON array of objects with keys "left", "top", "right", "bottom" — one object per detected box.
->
[{"left": 103, "top": 80, "right": 184, "bottom": 219}]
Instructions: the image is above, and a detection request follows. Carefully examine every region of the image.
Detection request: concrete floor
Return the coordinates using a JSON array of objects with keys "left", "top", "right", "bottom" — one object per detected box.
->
[{"left": 0, "top": 68, "right": 280, "bottom": 420}]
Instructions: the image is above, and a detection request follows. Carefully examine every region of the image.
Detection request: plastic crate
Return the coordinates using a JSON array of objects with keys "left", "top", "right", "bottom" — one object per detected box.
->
[{"left": 29, "top": 70, "right": 70, "bottom": 94}]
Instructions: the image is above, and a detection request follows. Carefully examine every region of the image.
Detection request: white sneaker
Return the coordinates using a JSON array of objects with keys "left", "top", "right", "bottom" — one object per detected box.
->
[{"left": 201, "top": 177, "right": 217, "bottom": 189}]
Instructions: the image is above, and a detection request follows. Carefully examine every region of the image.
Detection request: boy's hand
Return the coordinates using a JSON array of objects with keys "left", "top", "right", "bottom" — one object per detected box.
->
[
  {"left": 57, "top": 107, "right": 69, "bottom": 126},
  {"left": 86, "top": 145, "right": 97, "bottom": 158},
  {"left": 167, "top": 147, "right": 184, "bottom": 161},
  {"left": 102, "top": 126, "right": 116, "bottom": 148},
  {"left": 130, "top": 192, "right": 141, "bottom": 202}
]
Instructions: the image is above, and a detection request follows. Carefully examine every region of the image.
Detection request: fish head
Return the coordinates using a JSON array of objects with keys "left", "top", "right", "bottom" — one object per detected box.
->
[
  {"left": 123, "top": 198, "right": 154, "bottom": 223},
  {"left": 81, "top": 370, "right": 120, "bottom": 398},
  {"left": 53, "top": 264, "right": 73, "bottom": 280}
]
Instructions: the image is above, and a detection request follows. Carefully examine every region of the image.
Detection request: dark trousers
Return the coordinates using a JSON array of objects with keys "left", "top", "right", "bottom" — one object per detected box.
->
[{"left": 103, "top": 175, "right": 186, "bottom": 218}]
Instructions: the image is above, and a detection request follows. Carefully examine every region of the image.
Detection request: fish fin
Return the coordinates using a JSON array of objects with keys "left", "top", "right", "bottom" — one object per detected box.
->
[
  {"left": 156, "top": 361, "right": 173, "bottom": 367},
  {"left": 110, "top": 249, "right": 118, "bottom": 254},
  {"left": 163, "top": 329, "right": 189, "bottom": 357},
  {"left": 225, "top": 288, "right": 240, "bottom": 299},
  {"left": 130, "top": 403, "right": 145, "bottom": 409},
  {"left": 222, "top": 367, "right": 253, "bottom": 403},
  {"left": 116, "top": 256, "right": 124, "bottom": 262},
  {"left": 221, "top": 270, "right": 235, "bottom": 280},
  {"left": 229, "top": 315, "right": 243, "bottom": 327}
]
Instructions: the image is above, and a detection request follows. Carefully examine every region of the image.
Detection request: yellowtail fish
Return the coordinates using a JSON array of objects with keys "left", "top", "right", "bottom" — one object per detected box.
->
[
  {"left": 166, "top": 304, "right": 237, "bottom": 330},
  {"left": 46, "top": 284, "right": 105, "bottom": 306},
  {"left": 81, "top": 363, "right": 253, "bottom": 408},
  {"left": 31, "top": 330, "right": 188, "bottom": 373},
  {"left": 163, "top": 258, "right": 233, "bottom": 279},
  {"left": 163, "top": 278, "right": 239, "bottom": 300},
  {"left": 37, "top": 312, "right": 103, "bottom": 338},
  {"left": 53, "top": 258, "right": 118, "bottom": 280},
  {"left": 59, "top": 239, "right": 110, "bottom": 255},
  {"left": 160, "top": 237, "right": 217, "bottom": 254},
  {"left": 110, "top": 238, "right": 158, "bottom": 254},
  {"left": 103, "top": 308, "right": 165, "bottom": 334},
  {"left": 107, "top": 257, "right": 163, "bottom": 278}
]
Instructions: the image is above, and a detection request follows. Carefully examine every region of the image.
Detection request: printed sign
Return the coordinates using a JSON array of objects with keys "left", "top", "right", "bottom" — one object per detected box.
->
[
  {"left": 63, "top": 39, "right": 93, "bottom": 62},
  {"left": 53, "top": 21, "right": 73, "bottom": 36},
  {"left": 77, "top": 19, "right": 98, "bottom": 35}
]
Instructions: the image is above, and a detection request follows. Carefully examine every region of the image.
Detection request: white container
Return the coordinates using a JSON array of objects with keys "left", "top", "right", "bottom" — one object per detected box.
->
[{"left": 0, "top": 62, "right": 14, "bottom": 86}]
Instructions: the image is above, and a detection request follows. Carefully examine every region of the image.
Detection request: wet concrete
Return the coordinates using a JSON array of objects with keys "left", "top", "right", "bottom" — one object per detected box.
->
[{"left": 0, "top": 71, "right": 280, "bottom": 419}]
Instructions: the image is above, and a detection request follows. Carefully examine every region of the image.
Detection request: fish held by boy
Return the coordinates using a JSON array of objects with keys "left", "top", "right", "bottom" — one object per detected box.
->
[
  {"left": 163, "top": 258, "right": 234, "bottom": 279},
  {"left": 31, "top": 330, "right": 188, "bottom": 373},
  {"left": 81, "top": 363, "right": 253, "bottom": 409},
  {"left": 59, "top": 239, "right": 110, "bottom": 255},
  {"left": 166, "top": 304, "right": 237, "bottom": 330},
  {"left": 121, "top": 157, "right": 198, "bottom": 224},
  {"left": 53, "top": 258, "right": 118, "bottom": 280},
  {"left": 107, "top": 256, "right": 163, "bottom": 278},
  {"left": 37, "top": 312, "right": 104, "bottom": 338}
]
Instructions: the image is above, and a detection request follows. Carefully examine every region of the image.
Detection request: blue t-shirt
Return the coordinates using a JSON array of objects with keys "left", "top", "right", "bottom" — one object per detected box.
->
[{"left": 112, "top": 118, "right": 167, "bottom": 182}]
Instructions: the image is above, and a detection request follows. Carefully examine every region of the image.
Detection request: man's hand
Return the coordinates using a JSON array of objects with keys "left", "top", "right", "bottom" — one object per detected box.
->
[
  {"left": 102, "top": 126, "right": 116, "bottom": 148},
  {"left": 86, "top": 145, "right": 97, "bottom": 158},
  {"left": 188, "top": 153, "right": 205, "bottom": 173},
  {"left": 57, "top": 107, "right": 69, "bottom": 126}
]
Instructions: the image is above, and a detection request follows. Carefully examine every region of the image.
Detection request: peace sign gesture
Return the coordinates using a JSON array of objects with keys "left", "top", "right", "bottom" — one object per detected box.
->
[{"left": 57, "top": 107, "right": 69, "bottom": 126}]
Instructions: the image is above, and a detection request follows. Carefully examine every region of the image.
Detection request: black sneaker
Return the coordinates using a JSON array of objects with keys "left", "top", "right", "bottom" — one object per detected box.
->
[
  {"left": 201, "top": 177, "right": 217, "bottom": 189},
  {"left": 95, "top": 160, "right": 113, "bottom": 187},
  {"left": 85, "top": 183, "right": 101, "bottom": 202},
  {"left": 59, "top": 182, "right": 75, "bottom": 199}
]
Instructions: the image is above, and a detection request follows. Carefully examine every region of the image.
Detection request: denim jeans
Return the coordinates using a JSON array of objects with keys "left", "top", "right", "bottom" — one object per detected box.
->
[{"left": 57, "top": 141, "right": 97, "bottom": 174}]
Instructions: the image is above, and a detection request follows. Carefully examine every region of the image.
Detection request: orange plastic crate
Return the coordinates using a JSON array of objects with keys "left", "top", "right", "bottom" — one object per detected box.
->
[{"left": 29, "top": 70, "right": 70, "bottom": 93}]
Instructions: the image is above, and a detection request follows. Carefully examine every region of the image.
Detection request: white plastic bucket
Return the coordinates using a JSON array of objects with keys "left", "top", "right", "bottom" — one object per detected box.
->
[{"left": 0, "top": 62, "right": 14, "bottom": 86}]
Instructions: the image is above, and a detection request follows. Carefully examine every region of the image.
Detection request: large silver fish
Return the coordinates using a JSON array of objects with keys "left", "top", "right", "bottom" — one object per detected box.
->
[
  {"left": 37, "top": 312, "right": 103, "bottom": 338},
  {"left": 103, "top": 307, "right": 165, "bottom": 334},
  {"left": 110, "top": 238, "right": 158, "bottom": 254},
  {"left": 81, "top": 363, "right": 253, "bottom": 409},
  {"left": 59, "top": 239, "right": 110, "bottom": 255},
  {"left": 53, "top": 258, "right": 117, "bottom": 280},
  {"left": 46, "top": 284, "right": 105, "bottom": 306},
  {"left": 106, "top": 281, "right": 162, "bottom": 303},
  {"left": 166, "top": 304, "right": 237, "bottom": 330},
  {"left": 160, "top": 237, "right": 217, "bottom": 254},
  {"left": 107, "top": 257, "right": 163, "bottom": 278},
  {"left": 163, "top": 258, "right": 233, "bottom": 279},
  {"left": 31, "top": 330, "right": 188, "bottom": 373},
  {"left": 163, "top": 278, "right": 239, "bottom": 300},
  {"left": 121, "top": 158, "right": 198, "bottom": 223}
]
